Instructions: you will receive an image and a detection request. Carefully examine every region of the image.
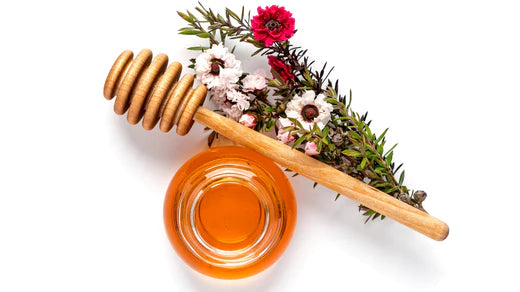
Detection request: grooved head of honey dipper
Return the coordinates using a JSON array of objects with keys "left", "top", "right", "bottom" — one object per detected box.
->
[
  {"left": 176, "top": 84, "right": 207, "bottom": 136},
  {"left": 103, "top": 50, "right": 134, "bottom": 100}
]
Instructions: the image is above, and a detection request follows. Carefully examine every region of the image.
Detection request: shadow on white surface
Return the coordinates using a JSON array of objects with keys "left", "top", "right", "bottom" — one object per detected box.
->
[
  {"left": 178, "top": 259, "right": 290, "bottom": 292},
  {"left": 295, "top": 179, "right": 445, "bottom": 289},
  {"left": 112, "top": 109, "right": 208, "bottom": 172}
]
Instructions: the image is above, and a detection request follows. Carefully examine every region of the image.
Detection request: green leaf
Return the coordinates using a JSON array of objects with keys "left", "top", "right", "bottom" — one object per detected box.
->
[
  {"left": 384, "top": 143, "right": 398, "bottom": 156},
  {"left": 179, "top": 29, "right": 201, "bottom": 35},
  {"left": 376, "top": 144, "right": 384, "bottom": 156},
  {"left": 196, "top": 32, "right": 211, "bottom": 38},
  {"left": 314, "top": 123, "right": 322, "bottom": 136},
  {"left": 376, "top": 128, "right": 388, "bottom": 144},
  {"left": 326, "top": 98, "right": 338, "bottom": 105},
  {"left": 342, "top": 149, "right": 361, "bottom": 157},
  {"left": 335, "top": 193, "right": 341, "bottom": 201},
  {"left": 386, "top": 151, "right": 393, "bottom": 165},
  {"left": 349, "top": 131, "right": 361, "bottom": 140},
  {"left": 322, "top": 127, "right": 329, "bottom": 137},
  {"left": 226, "top": 8, "right": 241, "bottom": 21},
  {"left": 251, "top": 47, "right": 264, "bottom": 56},
  {"left": 292, "top": 134, "right": 308, "bottom": 148},
  {"left": 187, "top": 46, "right": 209, "bottom": 51},
  {"left": 363, "top": 209, "right": 375, "bottom": 216},
  {"left": 359, "top": 157, "right": 368, "bottom": 170},
  {"left": 399, "top": 170, "right": 405, "bottom": 185},
  {"left": 177, "top": 11, "right": 192, "bottom": 22}
]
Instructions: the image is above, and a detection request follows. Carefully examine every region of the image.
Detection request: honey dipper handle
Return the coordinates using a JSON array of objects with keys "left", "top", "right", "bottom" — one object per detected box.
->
[{"left": 194, "top": 107, "right": 449, "bottom": 241}]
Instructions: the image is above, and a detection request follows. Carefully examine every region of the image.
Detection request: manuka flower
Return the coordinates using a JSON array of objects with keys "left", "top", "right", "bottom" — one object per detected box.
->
[
  {"left": 284, "top": 90, "right": 333, "bottom": 131},
  {"left": 304, "top": 142, "right": 320, "bottom": 156},
  {"left": 239, "top": 113, "right": 257, "bottom": 128},
  {"left": 276, "top": 118, "right": 297, "bottom": 144},
  {"left": 194, "top": 44, "right": 242, "bottom": 90},
  {"left": 242, "top": 71, "right": 267, "bottom": 92},
  {"left": 251, "top": 5, "right": 295, "bottom": 47},
  {"left": 268, "top": 56, "right": 294, "bottom": 82}
]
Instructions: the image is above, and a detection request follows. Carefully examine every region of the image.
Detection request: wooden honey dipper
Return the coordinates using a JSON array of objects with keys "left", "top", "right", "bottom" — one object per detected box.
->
[{"left": 104, "top": 49, "right": 449, "bottom": 241}]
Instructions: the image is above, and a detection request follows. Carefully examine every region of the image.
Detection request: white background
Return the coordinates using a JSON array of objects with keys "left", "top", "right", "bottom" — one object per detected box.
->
[{"left": 1, "top": 0, "right": 519, "bottom": 291}]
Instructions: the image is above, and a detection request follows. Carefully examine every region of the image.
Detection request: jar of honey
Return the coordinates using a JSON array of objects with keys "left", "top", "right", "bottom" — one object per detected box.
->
[{"left": 163, "top": 146, "right": 297, "bottom": 279}]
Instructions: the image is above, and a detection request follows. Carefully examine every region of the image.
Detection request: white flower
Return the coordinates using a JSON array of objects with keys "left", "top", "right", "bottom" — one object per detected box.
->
[
  {"left": 242, "top": 73, "right": 267, "bottom": 92},
  {"left": 223, "top": 104, "right": 243, "bottom": 121},
  {"left": 195, "top": 44, "right": 242, "bottom": 90},
  {"left": 285, "top": 91, "right": 333, "bottom": 130},
  {"left": 209, "top": 88, "right": 228, "bottom": 105},
  {"left": 226, "top": 89, "right": 250, "bottom": 111},
  {"left": 276, "top": 118, "right": 296, "bottom": 144},
  {"left": 239, "top": 113, "right": 257, "bottom": 128}
]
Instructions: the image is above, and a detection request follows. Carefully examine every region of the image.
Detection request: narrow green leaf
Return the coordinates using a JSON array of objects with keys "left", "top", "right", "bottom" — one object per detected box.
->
[
  {"left": 226, "top": 8, "right": 241, "bottom": 21},
  {"left": 251, "top": 47, "right": 264, "bottom": 56},
  {"left": 342, "top": 149, "right": 361, "bottom": 157},
  {"left": 196, "top": 32, "right": 211, "bottom": 38},
  {"left": 322, "top": 127, "right": 329, "bottom": 137},
  {"left": 187, "top": 46, "right": 209, "bottom": 51},
  {"left": 292, "top": 134, "right": 308, "bottom": 148},
  {"left": 335, "top": 193, "right": 341, "bottom": 201},
  {"left": 326, "top": 98, "right": 338, "bottom": 105},
  {"left": 360, "top": 157, "right": 368, "bottom": 169},
  {"left": 377, "top": 144, "right": 384, "bottom": 156},
  {"left": 386, "top": 151, "right": 393, "bottom": 165},
  {"left": 399, "top": 170, "right": 405, "bottom": 185},
  {"left": 179, "top": 29, "right": 201, "bottom": 35},
  {"left": 177, "top": 11, "right": 192, "bottom": 22},
  {"left": 384, "top": 143, "right": 398, "bottom": 156},
  {"left": 376, "top": 128, "right": 388, "bottom": 144},
  {"left": 363, "top": 209, "right": 375, "bottom": 216}
]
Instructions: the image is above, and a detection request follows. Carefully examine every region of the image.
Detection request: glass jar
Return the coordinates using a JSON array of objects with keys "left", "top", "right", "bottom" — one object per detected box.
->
[{"left": 163, "top": 146, "right": 297, "bottom": 279}]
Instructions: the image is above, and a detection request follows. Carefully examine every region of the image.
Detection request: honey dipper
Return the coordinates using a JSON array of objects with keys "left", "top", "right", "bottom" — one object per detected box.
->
[{"left": 103, "top": 49, "right": 449, "bottom": 241}]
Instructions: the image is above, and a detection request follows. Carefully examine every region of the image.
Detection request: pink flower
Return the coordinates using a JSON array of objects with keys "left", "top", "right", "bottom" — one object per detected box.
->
[
  {"left": 304, "top": 142, "right": 320, "bottom": 156},
  {"left": 239, "top": 113, "right": 257, "bottom": 128},
  {"left": 242, "top": 73, "right": 267, "bottom": 92},
  {"left": 276, "top": 118, "right": 296, "bottom": 144},
  {"left": 268, "top": 56, "right": 294, "bottom": 82},
  {"left": 251, "top": 5, "right": 295, "bottom": 47},
  {"left": 277, "top": 132, "right": 296, "bottom": 144}
]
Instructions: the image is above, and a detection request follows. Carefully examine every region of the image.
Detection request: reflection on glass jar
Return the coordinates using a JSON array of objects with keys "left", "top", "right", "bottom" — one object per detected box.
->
[{"left": 164, "top": 146, "right": 297, "bottom": 279}]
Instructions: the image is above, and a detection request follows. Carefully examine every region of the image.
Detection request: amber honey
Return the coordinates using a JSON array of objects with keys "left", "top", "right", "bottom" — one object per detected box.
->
[{"left": 164, "top": 146, "right": 296, "bottom": 279}]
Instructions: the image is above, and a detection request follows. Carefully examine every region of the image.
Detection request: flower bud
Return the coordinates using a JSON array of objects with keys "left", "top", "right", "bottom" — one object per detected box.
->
[
  {"left": 239, "top": 113, "right": 257, "bottom": 128},
  {"left": 412, "top": 190, "right": 427, "bottom": 204},
  {"left": 304, "top": 141, "right": 320, "bottom": 156}
]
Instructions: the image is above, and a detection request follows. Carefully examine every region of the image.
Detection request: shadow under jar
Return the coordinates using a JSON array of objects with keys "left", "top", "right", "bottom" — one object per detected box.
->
[{"left": 164, "top": 146, "right": 297, "bottom": 279}]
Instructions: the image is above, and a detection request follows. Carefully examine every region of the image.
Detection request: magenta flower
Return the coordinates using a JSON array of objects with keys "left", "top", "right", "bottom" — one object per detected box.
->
[
  {"left": 251, "top": 5, "right": 295, "bottom": 47},
  {"left": 268, "top": 56, "right": 294, "bottom": 82}
]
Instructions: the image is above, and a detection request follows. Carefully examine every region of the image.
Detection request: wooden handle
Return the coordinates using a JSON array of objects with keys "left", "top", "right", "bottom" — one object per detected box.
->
[
  {"left": 104, "top": 49, "right": 449, "bottom": 241},
  {"left": 194, "top": 107, "right": 449, "bottom": 241}
]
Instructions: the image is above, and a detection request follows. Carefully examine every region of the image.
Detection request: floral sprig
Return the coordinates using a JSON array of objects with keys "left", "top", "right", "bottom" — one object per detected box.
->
[{"left": 178, "top": 3, "right": 428, "bottom": 222}]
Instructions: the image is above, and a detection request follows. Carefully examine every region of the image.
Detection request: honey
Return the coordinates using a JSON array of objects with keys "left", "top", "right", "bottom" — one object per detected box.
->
[{"left": 164, "top": 146, "right": 296, "bottom": 279}]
